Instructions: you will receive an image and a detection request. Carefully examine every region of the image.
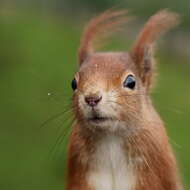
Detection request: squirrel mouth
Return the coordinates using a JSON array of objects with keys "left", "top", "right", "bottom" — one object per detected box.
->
[
  {"left": 89, "top": 116, "right": 107, "bottom": 123},
  {"left": 87, "top": 110, "right": 112, "bottom": 124}
]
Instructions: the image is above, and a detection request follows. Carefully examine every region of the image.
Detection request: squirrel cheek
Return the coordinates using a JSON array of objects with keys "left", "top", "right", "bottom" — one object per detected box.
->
[{"left": 102, "top": 91, "right": 121, "bottom": 115}]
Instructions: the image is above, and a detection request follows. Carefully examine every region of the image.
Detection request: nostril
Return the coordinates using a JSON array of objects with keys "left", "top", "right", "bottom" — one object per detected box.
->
[{"left": 85, "top": 95, "right": 102, "bottom": 107}]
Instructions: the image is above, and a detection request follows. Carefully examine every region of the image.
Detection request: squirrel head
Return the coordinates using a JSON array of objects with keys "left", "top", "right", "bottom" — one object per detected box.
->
[{"left": 71, "top": 10, "right": 179, "bottom": 132}]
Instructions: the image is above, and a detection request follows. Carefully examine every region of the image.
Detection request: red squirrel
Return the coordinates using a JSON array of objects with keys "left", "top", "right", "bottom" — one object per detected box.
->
[{"left": 66, "top": 10, "right": 183, "bottom": 190}]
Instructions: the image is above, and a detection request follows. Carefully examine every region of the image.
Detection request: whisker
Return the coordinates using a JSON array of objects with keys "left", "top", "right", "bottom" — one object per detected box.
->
[
  {"left": 169, "top": 137, "right": 182, "bottom": 149},
  {"left": 49, "top": 117, "right": 75, "bottom": 159},
  {"left": 40, "top": 107, "right": 73, "bottom": 128}
]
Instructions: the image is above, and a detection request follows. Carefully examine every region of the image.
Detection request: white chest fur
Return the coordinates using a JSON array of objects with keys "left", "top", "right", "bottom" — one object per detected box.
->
[{"left": 88, "top": 135, "right": 136, "bottom": 190}]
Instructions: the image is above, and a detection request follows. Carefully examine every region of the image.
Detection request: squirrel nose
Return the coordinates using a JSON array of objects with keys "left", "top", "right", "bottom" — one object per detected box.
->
[{"left": 85, "top": 95, "right": 102, "bottom": 107}]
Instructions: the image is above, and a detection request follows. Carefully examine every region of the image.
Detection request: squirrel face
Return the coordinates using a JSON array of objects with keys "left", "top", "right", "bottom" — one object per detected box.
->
[
  {"left": 72, "top": 52, "right": 145, "bottom": 131},
  {"left": 71, "top": 10, "right": 179, "bottom": 132}
]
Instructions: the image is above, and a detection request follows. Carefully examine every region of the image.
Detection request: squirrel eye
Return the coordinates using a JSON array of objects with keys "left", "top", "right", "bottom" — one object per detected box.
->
[
  {"left": 123, "top": 75, "right": 136, "bottom": 90},
  {"left": 71, "top": 78, "right": 77, "bottom": 91}
]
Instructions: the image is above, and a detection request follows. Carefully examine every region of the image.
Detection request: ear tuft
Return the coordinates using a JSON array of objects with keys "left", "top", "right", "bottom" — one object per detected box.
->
[
  {"left": 78, "top": 9, "right": 129, "bottom": 65},
  {"left": 131, "top": 10, "right": 180, "bottom": 89}
]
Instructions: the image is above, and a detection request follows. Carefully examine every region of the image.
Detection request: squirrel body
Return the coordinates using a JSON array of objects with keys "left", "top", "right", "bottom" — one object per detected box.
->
[{"left": 66, "top": 10, "right": 183, "bottom": 190}]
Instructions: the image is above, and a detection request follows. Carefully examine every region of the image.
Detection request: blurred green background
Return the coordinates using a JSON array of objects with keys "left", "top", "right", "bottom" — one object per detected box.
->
[{"left": 0, "top": 0, "right": 189, "bottom": 190}]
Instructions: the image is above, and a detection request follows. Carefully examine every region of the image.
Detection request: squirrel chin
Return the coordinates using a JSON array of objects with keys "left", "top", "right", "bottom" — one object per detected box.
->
[{"left": 83, "top": 118, "right": 129, "bottom": 134}]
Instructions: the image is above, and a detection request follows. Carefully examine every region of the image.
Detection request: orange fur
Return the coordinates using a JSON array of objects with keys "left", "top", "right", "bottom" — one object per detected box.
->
[
  {"left": 132, "top": 10, "right": 180, "bottom": 63},
  {"left": 131, "top": 10, "right": 180, "bottom": 88},
  {"left": 67, "top": 9, "right": 182, "bottom": 190},
  {"left": 78, "top": 10, "right": 129, "bottom": 64}
]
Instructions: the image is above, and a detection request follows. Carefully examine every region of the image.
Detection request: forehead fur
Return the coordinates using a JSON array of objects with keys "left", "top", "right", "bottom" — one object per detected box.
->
[{"left": 79, "top": 52, "right": 136, "bottom": 79}]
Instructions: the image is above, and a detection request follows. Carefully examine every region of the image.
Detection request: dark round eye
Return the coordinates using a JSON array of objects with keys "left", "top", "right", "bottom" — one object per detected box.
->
[
  {"left": 71, "top": 78, "right": 77, "bottom": 91},
  {"left": 123, "top": 75, "right": 136, "bottom": 90}
]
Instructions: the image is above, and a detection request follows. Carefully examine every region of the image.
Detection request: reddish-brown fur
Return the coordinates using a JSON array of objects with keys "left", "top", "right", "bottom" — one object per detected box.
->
[
  {"left": 66, "top": 9, "right": 182, "bottom": 190},
  {"left": 79, "top": 10, "right": 129, "bottom": 64}
]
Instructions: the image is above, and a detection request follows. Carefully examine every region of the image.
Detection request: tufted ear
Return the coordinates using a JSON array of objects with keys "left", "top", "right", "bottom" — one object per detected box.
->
[
  {"left": 131, "top": 10, "right": 179, "bottom": 90},
  {"left": 78, "top": 10, "right": 129, "bottom": 65}
]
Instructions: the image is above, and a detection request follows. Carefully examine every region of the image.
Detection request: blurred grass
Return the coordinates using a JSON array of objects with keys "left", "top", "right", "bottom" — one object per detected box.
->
[{"left": 0, "top": 12, "right": 189, "bottom": 190}]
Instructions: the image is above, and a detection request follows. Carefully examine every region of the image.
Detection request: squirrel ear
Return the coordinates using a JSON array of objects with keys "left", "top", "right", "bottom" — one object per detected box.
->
[
  {"left": 130, "top": 44, "right": 155, "bottom": 89},
  {"left": 130, "top": 10, "right": 179, "bottom": 89},
  {"left": 78, "top": 10, "right": 129, "bottom": 65},
  {"left": 136, "top": 44, "right": 155, "bottom": 89}
]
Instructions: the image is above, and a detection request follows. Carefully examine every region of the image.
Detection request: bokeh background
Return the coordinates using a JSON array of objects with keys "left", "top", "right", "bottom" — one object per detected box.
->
[{"left": 0, "top": 0, "right": 189, "bottom": 189}]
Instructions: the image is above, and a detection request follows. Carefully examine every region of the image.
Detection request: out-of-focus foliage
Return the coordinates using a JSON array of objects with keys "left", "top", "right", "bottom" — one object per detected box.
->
[
  {"left": 0, "top": 1, "right": 189, "bottom": 190},
  {"left": 1, "top": 0, "right": 190, "bottom": 29}
]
